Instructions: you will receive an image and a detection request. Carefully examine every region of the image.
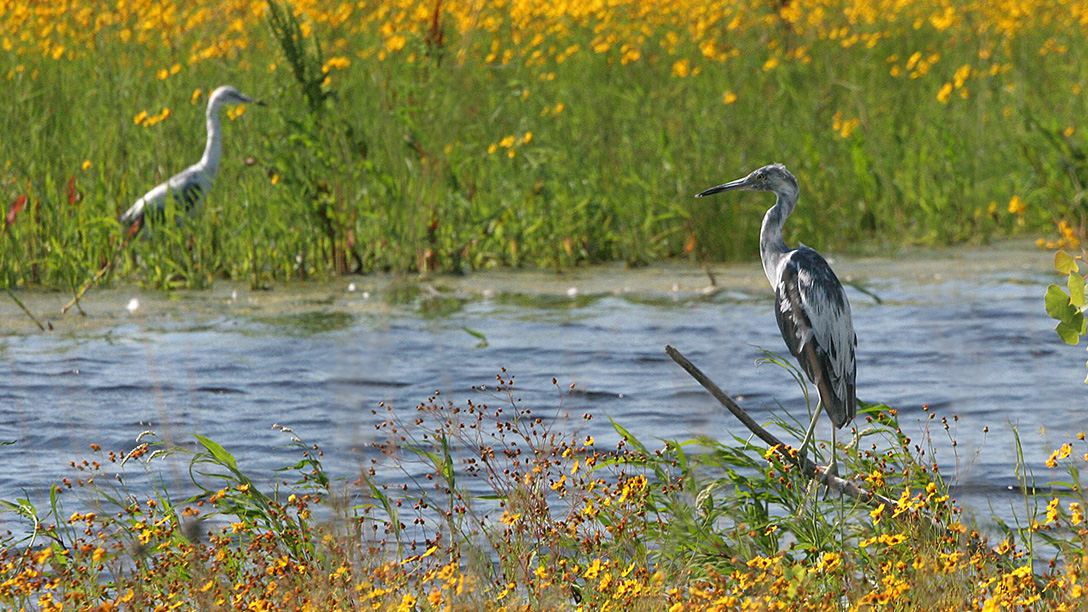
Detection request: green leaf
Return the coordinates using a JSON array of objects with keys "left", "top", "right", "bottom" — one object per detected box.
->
[
  {"left": 1055, "top": 250, "right": 1080, "bottom": 275},
  {"left": 1056, "top": 251, "right": 1080, "bottom": 274},
  {"left": 609, "top": 418, "right": 649, "bottom": 455},
  {"left": 462, "top": 326, "right": 489, "bottom": 348},
  {"left": 193, "top": 434, "right": 238, "bottom": 470},
  {"left": 1070, "top": 272, "right": 1086, "bottom": 308},
  {"left": 1055, "top": 319, "right": 1084, "bottom": 345},
  {"left": 1045, "top": 285, "right": 1076, "bottom": 321}
]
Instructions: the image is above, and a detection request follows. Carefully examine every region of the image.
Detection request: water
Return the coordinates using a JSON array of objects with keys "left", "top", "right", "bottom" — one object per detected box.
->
[{"left": 1, "top": 241, "right": 1083, "bottom": 533}]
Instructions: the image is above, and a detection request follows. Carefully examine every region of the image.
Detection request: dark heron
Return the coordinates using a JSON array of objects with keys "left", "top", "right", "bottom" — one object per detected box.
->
[
  {"left": 696, "top": 163, "right": 856, "bottom": 471},
  {"left": 119, "top": 85, "right": 264, "bottom": 236}
]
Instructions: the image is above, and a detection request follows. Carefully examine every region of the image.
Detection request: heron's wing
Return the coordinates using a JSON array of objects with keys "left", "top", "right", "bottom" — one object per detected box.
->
[
  {"left": 165, "top": 168, "right": 208, "bottom": 211},
  {"left": 120, "top": 167, "right": 209, "bottom": 233},
  {"left": 774, "top": 248, "right": 857, "bottom": 427}
]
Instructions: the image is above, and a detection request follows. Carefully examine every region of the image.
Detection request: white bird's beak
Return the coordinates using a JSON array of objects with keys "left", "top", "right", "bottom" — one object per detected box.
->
[{"left": 695, "top": 175, "right": 753, "bottom": 198}]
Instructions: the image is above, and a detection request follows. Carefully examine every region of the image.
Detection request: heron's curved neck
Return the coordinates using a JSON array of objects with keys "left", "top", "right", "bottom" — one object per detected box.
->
[
  {"left": 198, "top": 104, "right": 224, "bottom": 174},
  {"left": 759, "top": 188, "right": 798, "bottom": 284}
]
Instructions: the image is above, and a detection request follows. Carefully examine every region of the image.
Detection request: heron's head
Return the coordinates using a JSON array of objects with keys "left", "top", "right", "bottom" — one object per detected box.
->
[
  {"left": 208, "top": 85, "right": 266, "bottom": 109},
  {"left": 695, "top": 163, "right": 798, "bottom": 199}
]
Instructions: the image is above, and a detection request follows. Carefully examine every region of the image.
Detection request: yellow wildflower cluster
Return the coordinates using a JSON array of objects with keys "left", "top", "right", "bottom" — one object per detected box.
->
[
  {"left": 487, "top": 132, "right": 533, "bottom": 158},
  {"left": 1046, "top": 442, "right": 1073, "bottom": 468},
  {"left": 832, "top": 111, "right": 860, "bottom": 138},
  {"left": 132, "top": 107, "right": 172, "bottom": 127},
  {"left": 2, "top": 0, "right": 1083, "bottom": 82},
  {"left": 1038, "top": 220, "right": 1082, "bottom": 250}
]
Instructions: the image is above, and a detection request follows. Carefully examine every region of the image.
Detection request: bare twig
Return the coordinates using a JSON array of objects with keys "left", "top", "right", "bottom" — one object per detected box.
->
[
  {"left": 62, "top": 260, "right": 113, "bottom": 314},
  {"left": 5, "top": 287, "right": 48, "bottom": 331},
  {"left": 666, "top": 344, "right": 897, "bottom": 510},
  {"left": 62, "top": 238, "right": 126, "bottom": 315}
]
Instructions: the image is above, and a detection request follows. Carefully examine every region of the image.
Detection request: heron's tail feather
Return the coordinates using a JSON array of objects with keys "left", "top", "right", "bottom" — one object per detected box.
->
[
  {"left": 816, "top": 374, "right": 855, "bottom": 429},
  {"left": 799, "top": 341, "right": 856, "bottom": 429}
]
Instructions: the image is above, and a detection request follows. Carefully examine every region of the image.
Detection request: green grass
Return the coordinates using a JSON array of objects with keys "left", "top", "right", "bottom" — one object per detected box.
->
[{"left": 1, "top": 1, "right": 1086, "bottom": 291}]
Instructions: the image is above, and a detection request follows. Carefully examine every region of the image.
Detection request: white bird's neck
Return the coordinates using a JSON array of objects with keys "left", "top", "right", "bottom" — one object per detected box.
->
[
  {"left": 197, "top": 103, "right": 225, "bottom": 175},
  {"left": 759, "top": 187, "right": 798, "bottom": 285}
]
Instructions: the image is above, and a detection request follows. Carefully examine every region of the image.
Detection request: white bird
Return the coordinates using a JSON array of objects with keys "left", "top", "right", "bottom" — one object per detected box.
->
[
  {"left": 697, "top": 163, "right": 857, "bottom": 471},
  {"left": 119, "top": 85, "right": 264, "bottom": 236}
]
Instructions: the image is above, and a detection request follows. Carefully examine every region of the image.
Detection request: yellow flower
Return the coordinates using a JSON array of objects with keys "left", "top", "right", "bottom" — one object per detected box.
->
[
  {"left": 396, "top": 594, "right": 417, "bottom": 612},
  {"left": 191, "top": 89, "right": 203, "bottom": 105},
  {"left": 133, "top": 110, "right": 148, "bottom": 125},
  {"left": 953, "top": 64, "right": 971, "bottom": 88},
  {"left": 522, "top": 131, "right": 533, "bottom": 144},
  {"left": 1045, "top": 497, "right": 1061, "bottom": 524},
  {"left": 937, "top": 82, "right": 953, "bottom": 103},
  {"left": 499, "top": 510, "right": 521, "bottom": 525},
  {"left": 322, "top": 56, "right": 351, "bottom": 72},
  {"left": 385, "top": 35, "right": 407, "bottom": 53},
  {"left": 672, "top": 59, "right": 690, "bottom": 78},
  {"left": 499, "top": 135, "right": 516, "bottom": 148},
  {"left": 722, "top": 91, "right": 738, "bottom": 105},
  {"left": 81, "top": 160, "right": 91, "bottom": 170},
  {"left": 816, "top": 552, "right": 842, "bottom": 571},
  {"left": 1008, "top": 195, "right": 1025, "bottom": 215}
]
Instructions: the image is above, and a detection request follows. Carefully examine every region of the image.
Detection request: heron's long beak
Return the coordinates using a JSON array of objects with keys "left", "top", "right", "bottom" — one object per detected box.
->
[
  {"left": 238, "top": 93, "right": 266, "bottom": 107},
  {"left": 695, "top": 176, "right": 753, "bottom": 198}
]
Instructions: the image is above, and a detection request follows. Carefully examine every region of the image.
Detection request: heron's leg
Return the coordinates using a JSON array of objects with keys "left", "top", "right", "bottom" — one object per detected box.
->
[
  {"left": 797, "top": 402, "right": 822, "bottom": 462},
  {"left": 826, "top": 426, "right": 839, "bottom": 479}
]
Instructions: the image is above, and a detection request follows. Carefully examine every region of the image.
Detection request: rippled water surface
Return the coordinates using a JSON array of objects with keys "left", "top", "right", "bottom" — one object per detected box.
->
[{"left": 2, "top": 241, "right": 1084, "bottom": 529}]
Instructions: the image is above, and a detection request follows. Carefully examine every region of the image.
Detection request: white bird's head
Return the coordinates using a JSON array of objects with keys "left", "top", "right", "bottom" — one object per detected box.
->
[
  {"left": 695, "top": 163, "right": 798, "bottom": 200},
  {"left": 207, "top": 85, "right": 265, "bottom": 111}
]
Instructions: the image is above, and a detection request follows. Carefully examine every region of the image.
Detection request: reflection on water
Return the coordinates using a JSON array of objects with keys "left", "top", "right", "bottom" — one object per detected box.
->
[{"left": 1, "top": 241, "right": 1084, "bottom": 531}]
